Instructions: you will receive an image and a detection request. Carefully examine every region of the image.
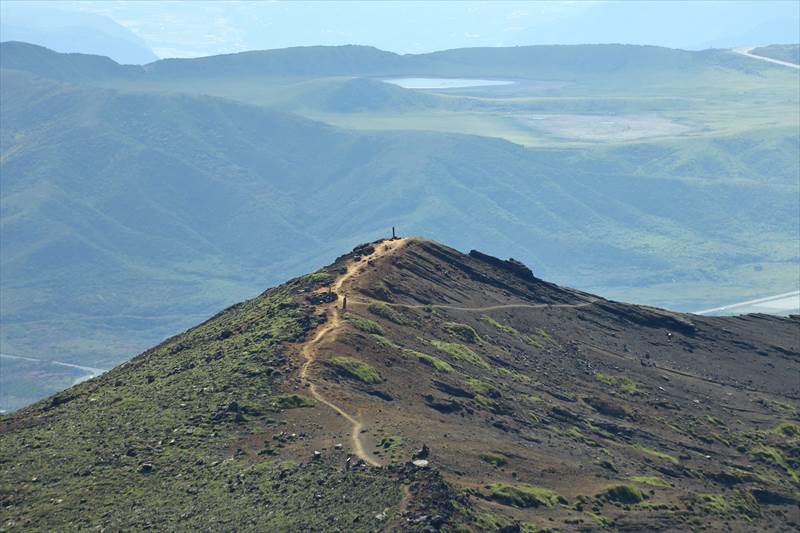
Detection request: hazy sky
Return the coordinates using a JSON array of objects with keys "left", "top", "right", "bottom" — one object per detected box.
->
[{"left": 3, "top": 1, "right": 799, "bottom": 60}]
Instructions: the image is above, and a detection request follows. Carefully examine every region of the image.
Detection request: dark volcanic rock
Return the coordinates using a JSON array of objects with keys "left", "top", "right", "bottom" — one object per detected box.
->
[
  {"left": 432, "top": 380, "right": 475, "bottom": 398},
  {"left": 468, "top": 250, "right": 535, "bottom": 282},
  {"left": 423, "top": 395, "right": 463, "bottom": 413},
  {"left": 307, "top": 292, "right": 337, "bottom": 305}
]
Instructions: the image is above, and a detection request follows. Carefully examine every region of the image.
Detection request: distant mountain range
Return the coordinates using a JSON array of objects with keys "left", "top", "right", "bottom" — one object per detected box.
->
[
  {"left": 0, "top": 40, "right": 767, "bottom": 82},
  {"left": 0, "top": 4, "right": 157, "bottom": 64},
  {"left": 3, "top": 0, "right": 797, "bottom": 57}
]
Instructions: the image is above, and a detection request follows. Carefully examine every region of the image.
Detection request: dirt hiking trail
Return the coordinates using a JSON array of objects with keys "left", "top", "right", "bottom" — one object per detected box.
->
[{"left": 298, "top": 238, "right": 409, "bottom": 467}]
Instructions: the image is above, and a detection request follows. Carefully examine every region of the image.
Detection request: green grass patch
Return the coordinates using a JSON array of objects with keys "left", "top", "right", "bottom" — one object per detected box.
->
[
  {"left": 595, "top": 373, "right": 639, "bottom": 394},
  {"left": 378, "top": 435, "right": 403, "bottom": 450},
  {"left": 466, "top": 378, "right": 500, "bottom": 397},
  {"left": 699, "top": 493, "right": 734, "bottom": 514},
  {"left": 479, "top": 451, "right": 508, "bottom": 467},
  {"left": 628, "top": 476, "right": 669, "bottom": 488},
  {"left": 404, "top": 349, "right": 454, "bottom": 373},
  {"left": 474, "top": 394, "right": 497, "bottom": 411},
  {"left": 638, "top": 446, "right": 679, "bottom": 465},
  {"left": 598, "top": 484, "right": 645, "bottom": 504},
  {"left": 431, "top": 340, "right": 489, "bottom": 368},
  {"left": 470, "top": 511, "right": 518, "bottom": 532},
  {"left": 330, "top": 356, "right": 382, "bottom": 384},
  {"left": 479, "top": 316, "right": 553, "bottom": 348},
  {"left": 272, "top": 394, "right": 315, "bottom": 409},
  {"left": 443, "top": 322, "right": 482, "bottom": 343},
  {"left": 480, "top": 315, "right": 517, "bottom": 335},
  {"left": 534, "top": 328, "right": 556, "bottom": 345},
  {"left": 750, "top": 445, "right": 799, "bottom": 482},
  {"left": 769, "top": 421, "right": 800, "bottom": 439},
  {"left": 370, "top": 334, "right": 400, "bottom": 350},
  {"left": 302, "top": 272, "right": 333, "bottom": 285},
  {"left": 496, "top": 367, "right": 532, "bottom": 383},
  {"left": 697, "top": 491, "right": 760, "bottom": 517},
  {"left": 488, "top": 483, "right": 566, "bottom": 508},
  {"left": 367, "top": 302, "right": 411, "bottom": 325},
  {"left": 586, "top": 512, "right": 610, "bottom": 527},
  {"left": 347, "top": 315, "right": 384, "bottom": 336}
]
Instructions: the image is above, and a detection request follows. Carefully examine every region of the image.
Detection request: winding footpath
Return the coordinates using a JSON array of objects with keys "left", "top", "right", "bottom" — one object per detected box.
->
[
  {"left": 298, "top": 238, "right": 409, "bottom": 467},
  {"left": 297, "top": 237, "right": 599, "bottom": 466},
  {"left": 349, "top": 299, "right": 598, "bottom": 312}
]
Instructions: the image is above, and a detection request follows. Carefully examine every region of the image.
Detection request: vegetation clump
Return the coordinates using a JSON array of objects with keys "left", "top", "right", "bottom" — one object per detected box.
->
[
  {"left": 443, "top": 322, "right": 482, "bottom": 343},
  {"left": 302, "top": 272, "right": 333, "bottom": 285},
  {"left": 474, "top": 394, "right": 498, "bottom": 411},
  {"left": 629, "top": 476, "right": 669, "bottom": 488},
  {"left": 371, "top": 334, "right": 400, "bottom": 350},
  {"left": 584, "top": 396, "right": 629, "bottom": 418},
  {"left": 496, "top": 367, "right": 531, "bottom": 383},
  {"left": 347, "top": 315, "right": 385, "bottom": 336},
  {"left": 272, "top": 394, "right": 315, "bottom": 409},
  {"left": 638, "top": 446, "right": 679, "bottom": 465},
  {"left": 479, "top": 316, "right": 553, "bottom": 348},
  {"left": 697, "top": 491, "right": 760, "bottom": 517},
  {"left": 404, "top": 349, "right": 454, "bottom": 373},
  {"left": 431, "top": 340, "right": 490, "bottom": 369},
  {"left": 750, "top": 445, "right": 799, "bottom": 482},
  {"left": 595, "top": 373, "right": 639, "bottom": 394},
  {"left": 488, "top": 483, "right": 566, "bottom": 508},
  {"left": 466, "top": 378, "right": 501, "bottom": 398},
  {"left": 378, "top": 435, "right": 403, "bottom": 450},
  {"left": 700, "top": 493, "right": 734, "bottom": 514},
  {"left": 769, "top": 421, "right": 800, "bottom": 439},
  {"left": 480, "top": 451, "right": 508, "bottom": 467},
  {"left": 330, "top": 356, "right": 382, "bottom": 384},
  {"left": 598, "top": 484, "right": 646, "bottom": 504},
  {"left": 367, "top": 302, "right": 411, "bottom": 325}
]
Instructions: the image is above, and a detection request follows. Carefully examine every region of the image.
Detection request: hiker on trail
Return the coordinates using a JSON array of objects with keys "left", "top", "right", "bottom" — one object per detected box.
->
[{"left": 342, "top": 295, "right": 347, "bottom": 311}]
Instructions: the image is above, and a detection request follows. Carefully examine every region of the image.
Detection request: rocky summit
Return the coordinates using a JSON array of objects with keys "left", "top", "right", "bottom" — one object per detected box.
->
[{"left": 1, "top": 237, "right": 798, "bottom": 531}]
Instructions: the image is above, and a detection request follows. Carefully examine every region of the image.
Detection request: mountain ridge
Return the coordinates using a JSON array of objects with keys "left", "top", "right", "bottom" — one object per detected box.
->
[
  {"left": 2, "top": 236, "right": 798, "bottom": 531},
  {"left": 0, "top": 40, "right": 783, "bottom": 84}
]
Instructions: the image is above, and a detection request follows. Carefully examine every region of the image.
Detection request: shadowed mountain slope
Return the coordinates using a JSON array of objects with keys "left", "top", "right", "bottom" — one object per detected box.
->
[{"left": 2, "top": 238, "right": 798, "bottom": 531}]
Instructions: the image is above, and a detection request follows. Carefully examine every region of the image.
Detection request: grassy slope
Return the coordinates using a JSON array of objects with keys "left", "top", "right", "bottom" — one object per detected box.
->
[{"left": 0, "top": 272, "right": 461, "bottom": 531}]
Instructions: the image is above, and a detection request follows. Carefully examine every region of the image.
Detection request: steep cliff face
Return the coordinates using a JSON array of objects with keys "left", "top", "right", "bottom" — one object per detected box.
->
[{"left": 2, "top": 237, "right": 798, "bottom": 531}]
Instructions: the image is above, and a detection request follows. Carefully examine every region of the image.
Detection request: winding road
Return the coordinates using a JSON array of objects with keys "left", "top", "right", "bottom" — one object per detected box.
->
[
  {"left": 733, "top": 47, "right": 800, "bottom": 70},
  {"left": 0, "top": 352, "right": 105, "bottom": 384}
]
